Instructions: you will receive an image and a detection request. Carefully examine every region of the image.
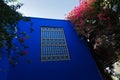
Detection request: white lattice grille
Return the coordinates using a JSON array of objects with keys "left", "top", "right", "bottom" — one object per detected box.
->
[{"left": 41, "top": 27, "right": 70, "bottom": 61}]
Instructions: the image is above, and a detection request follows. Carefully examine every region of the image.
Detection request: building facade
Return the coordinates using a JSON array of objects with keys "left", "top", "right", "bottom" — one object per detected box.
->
[{"left": 0, "top": 17, "right": 102, "bottom": 80}]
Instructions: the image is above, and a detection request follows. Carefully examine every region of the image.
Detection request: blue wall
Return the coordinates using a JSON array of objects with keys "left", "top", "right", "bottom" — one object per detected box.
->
[{"left": 0, "top": 17, "right": 102, "bottom": 80}]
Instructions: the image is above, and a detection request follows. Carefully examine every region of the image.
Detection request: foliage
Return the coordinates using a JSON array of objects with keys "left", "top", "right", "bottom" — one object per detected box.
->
[
  {"left": 0, "top": 0, "right": 33, "bottom": 65},
  {"left": 66, "top": 0, "right": 120, "bottom": 79}
]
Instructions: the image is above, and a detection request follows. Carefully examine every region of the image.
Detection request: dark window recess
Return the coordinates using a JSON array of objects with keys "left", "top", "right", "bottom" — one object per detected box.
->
[{"left": 41, "top": 27, "right": 70, "bottom": 61}]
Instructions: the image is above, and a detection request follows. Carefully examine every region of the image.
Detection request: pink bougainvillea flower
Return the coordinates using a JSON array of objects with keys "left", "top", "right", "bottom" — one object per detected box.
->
[
  {"left": 98, "top": 13, "right": 106, "bottom": 21},
  {"left": 21, "top": 50, "right": 28, "bottom": 56},
  {"left": 19, "top": 37, "right": 25, "bottom": 42},
  {"left": 70, "top": 0, "right": 96, "bottom": 19},
  {"left": 23, "top": 50, "right": 28, "bottom": 55},
  {"left": 107, "top": 17, "right": 111, "bottom": 20},
  {"left": 79, "top": 18, "right": 84, "bottom": 26},
  {"left": 108, "top": 22, "right": 112, "bottom": 27}
]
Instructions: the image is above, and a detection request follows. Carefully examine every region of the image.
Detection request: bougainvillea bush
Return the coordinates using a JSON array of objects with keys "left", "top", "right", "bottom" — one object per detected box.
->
[
  {"left": 67, "top": 0, "right": 120, "bottom": 79},
  {"left": 67, "top": 0, "right": 120, "bottom": 64},
  {"left": 0, "top": 0, "right": 33, "bottom": 66}
]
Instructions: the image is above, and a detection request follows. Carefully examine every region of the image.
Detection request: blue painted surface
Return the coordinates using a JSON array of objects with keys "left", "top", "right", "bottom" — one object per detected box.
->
[
  {"left": 0, "top": 17, "right": 102, "bottom": 80},
  {"left": 0, "top": 49, "right": 10, "bottom": 80}
]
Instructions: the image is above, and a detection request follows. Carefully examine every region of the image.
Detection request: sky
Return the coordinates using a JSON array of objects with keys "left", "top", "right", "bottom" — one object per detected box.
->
[{"left": 18, "top": 0, "right": 79, "bottom": 19}]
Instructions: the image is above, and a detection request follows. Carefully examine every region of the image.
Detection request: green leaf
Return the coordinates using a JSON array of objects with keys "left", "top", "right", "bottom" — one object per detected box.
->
[{"left": 26, "top": 35, "right": 30, "bottom": 39}]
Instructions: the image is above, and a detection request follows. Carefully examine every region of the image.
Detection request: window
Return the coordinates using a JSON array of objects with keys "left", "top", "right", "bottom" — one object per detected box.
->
[{"left": 41, "top": 27, "right": 70, "bottom": 61}]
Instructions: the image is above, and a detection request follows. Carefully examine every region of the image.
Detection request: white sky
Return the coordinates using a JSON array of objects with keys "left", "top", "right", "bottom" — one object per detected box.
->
[{"left": 18, "top": 0, "right": 79, "bottom": 19}]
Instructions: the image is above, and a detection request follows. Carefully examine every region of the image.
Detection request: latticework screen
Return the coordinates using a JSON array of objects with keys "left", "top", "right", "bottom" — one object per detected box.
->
[{"left": 41, "top": 27, "right": 70, "bottom": 61}]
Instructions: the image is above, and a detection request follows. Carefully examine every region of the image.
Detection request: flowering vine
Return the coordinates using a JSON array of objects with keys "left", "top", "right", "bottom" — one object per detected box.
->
[
  {"left": 66, "top": 0, "right": 120, "bottom": 79},
  {"left": 0, "top": 0, "right": 33, "bottom": 66}
]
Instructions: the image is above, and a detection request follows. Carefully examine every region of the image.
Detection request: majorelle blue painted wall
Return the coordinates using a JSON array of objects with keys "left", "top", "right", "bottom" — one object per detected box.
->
[{"left": 0, "top": 17, "right": 103, "bottom": 80}]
